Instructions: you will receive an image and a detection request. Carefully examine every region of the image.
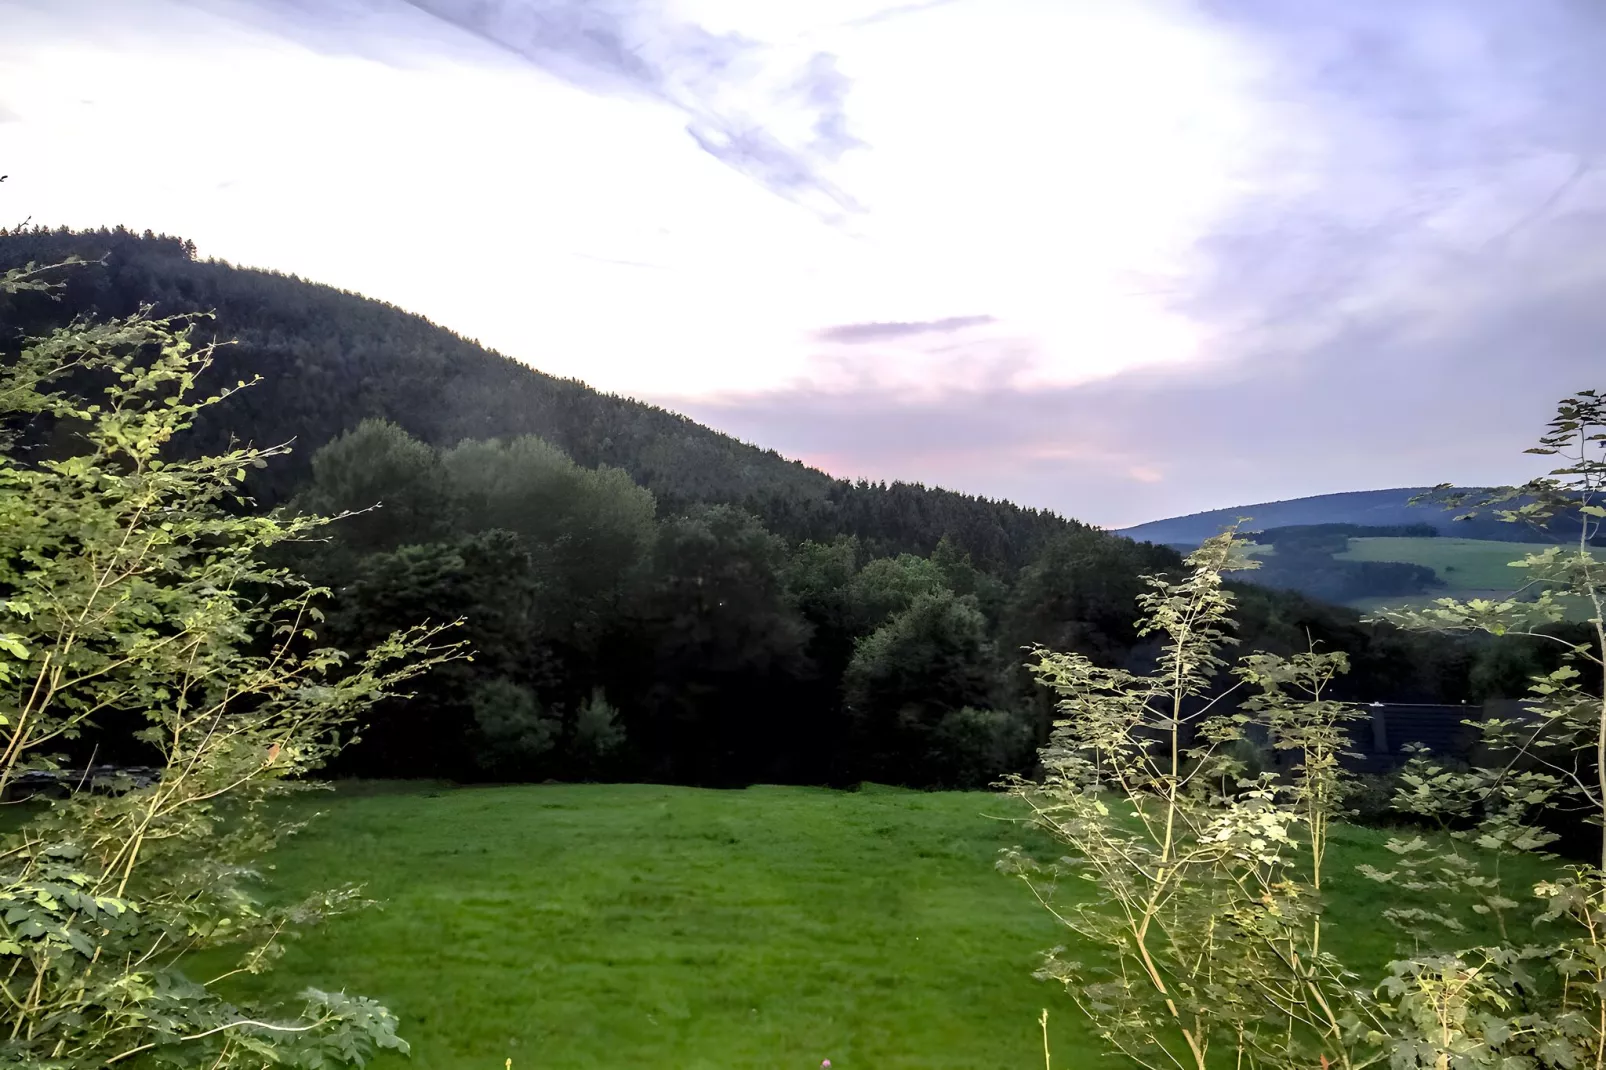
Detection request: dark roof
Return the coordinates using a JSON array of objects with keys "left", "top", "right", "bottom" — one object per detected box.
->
[{"left": 1346, "top": 703, "right": 1484, "bottom": 773}]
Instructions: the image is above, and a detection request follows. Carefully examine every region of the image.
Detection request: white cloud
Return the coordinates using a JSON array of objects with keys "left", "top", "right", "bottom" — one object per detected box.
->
[
  {"left": 0, "top": 0, "right": 1259, "bottom": 400},
  {"left": 8, "top": 0, "right": 1600, "bottom": 527}
]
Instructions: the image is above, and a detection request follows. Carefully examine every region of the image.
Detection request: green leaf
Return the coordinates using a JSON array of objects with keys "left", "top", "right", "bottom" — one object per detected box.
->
[{"left": 0, "top": 273, "right": 464, "bottom": 1066}]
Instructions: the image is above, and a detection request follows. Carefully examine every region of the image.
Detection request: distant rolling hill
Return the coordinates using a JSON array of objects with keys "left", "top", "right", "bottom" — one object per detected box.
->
[
  {"left": 1118, "top": 488, "right": 1459, "bottom": 547},
  {"left": 1117, "top": 488, "right": 1599, "bottom": 549},
  {"left": 1120, "top": 490, "right": 1605, "bottom": 619}
]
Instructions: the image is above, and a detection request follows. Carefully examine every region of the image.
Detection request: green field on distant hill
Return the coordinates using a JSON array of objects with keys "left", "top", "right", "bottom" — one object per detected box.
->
[
  {"left": 1340, "top": 536, "right": 1600, "bottom": 587},
  {"left": 1340, "top": 536, "right": 1606, "bottom": 616},
  {"left": 202, "top": 782, "right": 1549, "bottom": 1070}
]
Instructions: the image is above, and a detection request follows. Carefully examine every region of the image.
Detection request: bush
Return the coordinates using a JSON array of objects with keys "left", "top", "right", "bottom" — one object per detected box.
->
[
  {"left": 929, "top": 706, "right": 1035, "bottom": 789},
  {"left": 573, "top": 687, "right": 627, "bottom": 773},
  {"left": 470, "top": 677, "right": 560, "bottom": 773},
  {"left": 0, "top": 259, "right": 462, "bottom": 1068},
  {"left": 1000, "top": 390, "right": 1606, "bottom": 1068},
  {"left": 1345, "top": 770, "right": 1401, "bottom": 825}
]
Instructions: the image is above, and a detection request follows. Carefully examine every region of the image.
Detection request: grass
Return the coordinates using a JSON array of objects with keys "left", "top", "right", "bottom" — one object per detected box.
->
[
  {"left": 1340, "top": 536, "right": 1603, "bottom": 589},
  {"left": 214, "top": 782, "right": 1090, "bottom": 1069},
  {"left": 1329, "top": 536, "right": 1603, "bottom": 617},
  {"left": 1178, "top": 536, "right": 1601, "bottom": 616},
  {"left": 205, "top": 781, "right": 1558, "bottom": 1070}
]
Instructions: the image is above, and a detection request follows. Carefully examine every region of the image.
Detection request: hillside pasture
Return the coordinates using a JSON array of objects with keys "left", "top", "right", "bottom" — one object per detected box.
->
[
  {"left": 1340, "top": 536, "right": 1603, "bottom": 588},
  {"left": 1340, "top": 536, "right": 1606, "bottom": 617},
  {"left": 204, "top": 782, "right": 1549, "bottom": 1069}
]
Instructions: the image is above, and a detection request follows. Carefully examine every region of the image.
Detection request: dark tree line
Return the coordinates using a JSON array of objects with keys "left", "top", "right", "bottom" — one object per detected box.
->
[
  {"left": 274, "top": 419, "right": 1052, "bottom": 787},
  {"left": 278, "top": 422, "right": 1554, "bottom": 789},
  {"left": 0, "top": 227, "right": 1560, "bottom": 789},
  {"left": 1253, "top": 523, "right": 1440, "bottom": 544}
]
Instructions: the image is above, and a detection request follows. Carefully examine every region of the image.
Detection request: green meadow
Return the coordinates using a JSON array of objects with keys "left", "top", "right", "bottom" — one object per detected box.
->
[
  {"left": 1341, "top": 535, "right": 1603, "bottom": 589},
  {"left": 1341, "top": 536, "right": 1606, "bottom": 616},
  {"left": 209, "top": 782, "right": 1551, "bottom": 1070}
]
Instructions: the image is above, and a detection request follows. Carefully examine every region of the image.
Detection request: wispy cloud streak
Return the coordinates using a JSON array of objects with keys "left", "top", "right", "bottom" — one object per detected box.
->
[
  {"left": 397, "top": 0, "right": 864, "bottom": 215},
  {"left": 812, "top": 315, "right": 996, "bottom": 343}
]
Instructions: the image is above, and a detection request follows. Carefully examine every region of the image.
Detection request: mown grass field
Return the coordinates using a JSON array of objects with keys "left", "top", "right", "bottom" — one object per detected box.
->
[
  {"left": 1340, "top": 536, "right": 1601, "bottom": 589},
  {"left": 208, "top": 781, "right": 1554, "bottom": 1070},
  {"left": 1341, "top": 536, "right": 1606, "bottom": 616}
]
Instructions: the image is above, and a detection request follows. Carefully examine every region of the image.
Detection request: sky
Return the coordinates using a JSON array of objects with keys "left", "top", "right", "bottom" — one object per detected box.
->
[{"left": 3, "top": 0, "right": 1605, "bottom": 529}]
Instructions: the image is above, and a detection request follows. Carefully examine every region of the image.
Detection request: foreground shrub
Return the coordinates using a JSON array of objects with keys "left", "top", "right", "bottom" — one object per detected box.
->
[
  {"left": 1002, "top": 389, "right": 1606, "bottom": 1069},
  {"left": 0, "top": 259, "right": 462, "bottom": 1067}
]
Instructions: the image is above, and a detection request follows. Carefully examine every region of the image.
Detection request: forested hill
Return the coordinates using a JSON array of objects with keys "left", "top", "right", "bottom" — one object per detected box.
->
[
  {"left": 0, "top": 226, "right": 1086, "bottom": 573},
  {"left": 1119, "top": 487, "right": 1602, "bottom": 547},
  {"left": 1118, "top": 489, "right": 1441, "bottom": 546},
  {"left": 6, "top": 225, "right": 1558, "bottom": 792}
]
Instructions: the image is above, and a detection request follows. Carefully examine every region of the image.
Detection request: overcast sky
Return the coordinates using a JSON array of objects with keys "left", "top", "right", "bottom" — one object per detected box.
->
[{"left": 4, "top": 0, "right": 1604, "bottom": 528}]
